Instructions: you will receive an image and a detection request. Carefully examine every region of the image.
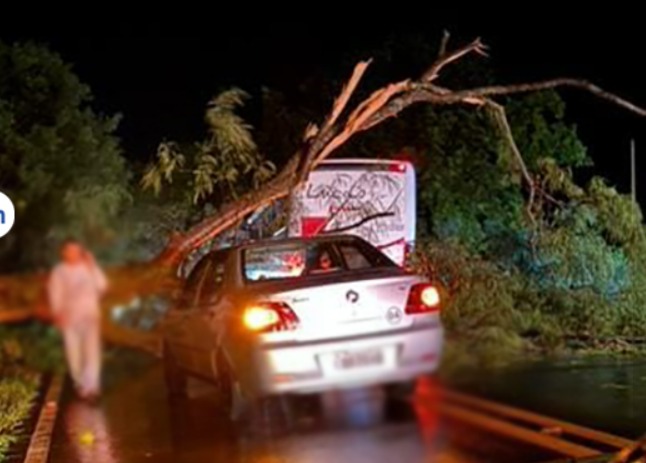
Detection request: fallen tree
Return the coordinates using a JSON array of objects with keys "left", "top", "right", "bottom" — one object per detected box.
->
[{"left": 2, "top": 34, "right": 646, "bottom": 329}]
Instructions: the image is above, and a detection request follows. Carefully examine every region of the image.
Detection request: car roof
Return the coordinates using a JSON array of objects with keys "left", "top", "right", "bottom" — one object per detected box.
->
[{"left": 233, "top": 234, "right": 365, "bottom": 251}]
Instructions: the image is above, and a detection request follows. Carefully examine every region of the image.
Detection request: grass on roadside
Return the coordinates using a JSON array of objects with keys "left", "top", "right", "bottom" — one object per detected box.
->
[
  {"left": 0, "top": 323, "right": 63, "bottom": 462},
  {"left": 0, "top": 376, "right": 38, "bottom": 461}
]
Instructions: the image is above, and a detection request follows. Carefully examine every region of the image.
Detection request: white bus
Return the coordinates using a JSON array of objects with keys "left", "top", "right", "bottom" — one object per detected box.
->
[{"left": 287, "top": 159, "right": 416, "bottom": 267}]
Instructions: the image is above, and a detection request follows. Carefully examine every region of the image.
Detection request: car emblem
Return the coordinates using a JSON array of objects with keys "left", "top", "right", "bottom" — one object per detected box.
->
[
  {"left": 386, "top": 307, "right": 403, "bottom": 325},
  {"left": 346, "top": 290, "right": 359, "bottom": 304}
]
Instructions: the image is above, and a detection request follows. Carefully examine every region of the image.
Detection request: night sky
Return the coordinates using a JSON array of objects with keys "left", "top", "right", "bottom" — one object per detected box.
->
[{"left": 2, "top": 12, "right": 646, "bottom": 204}]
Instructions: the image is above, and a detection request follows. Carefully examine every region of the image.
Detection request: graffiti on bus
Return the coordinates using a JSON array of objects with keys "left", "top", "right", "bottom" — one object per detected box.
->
[{"left": 293, "top": 171, "right": 405, "bottom": 244}]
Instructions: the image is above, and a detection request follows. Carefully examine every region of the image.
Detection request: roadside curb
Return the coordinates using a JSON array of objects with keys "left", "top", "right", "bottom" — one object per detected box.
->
[{"left": 23, "top": 373, "right": 64, "bottom": 463}]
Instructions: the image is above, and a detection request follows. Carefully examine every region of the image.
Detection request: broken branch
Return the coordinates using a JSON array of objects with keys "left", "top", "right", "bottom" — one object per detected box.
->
[
  {"left": 163, "top": 39, "right": 646, "bottom": 266},
  {"left": 322, "top": 212, "right": 395, "bottom": 234},
  {"left": 297, "top": 61, "right": 372, "bottom": 184},
  {"left": 447, "top": 78, "right": 646, "bottom": 117},
  {"left": 438, "top": 30, "right": 450, "bottom": 58},
  {"left": 422, "top": 37, "right": 488, "bottom": 82},
  {"left": 326, "top": 60, "right": 372, "bottom": 129},
  {"left": 159, "top": 36, "right": 646, "bottom": 268}
]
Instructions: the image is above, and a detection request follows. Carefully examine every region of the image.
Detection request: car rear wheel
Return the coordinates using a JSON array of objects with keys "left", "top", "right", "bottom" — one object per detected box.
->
[
  {"left": 163, "top": 343, "right": 187, "bottom": 396},
  {"left": 241, "top": 395, "right": 294, "bottom": 438},
  {"left": 386, "top": 380, "right": 417, "bottom": 400}
]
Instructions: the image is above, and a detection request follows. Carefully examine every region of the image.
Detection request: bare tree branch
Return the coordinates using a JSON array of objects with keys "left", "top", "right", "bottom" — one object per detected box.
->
[
  {"left": 322, "top": 212, "right": 395, "bottom": 234},
  {"left": 486, "top": 100, "right": 537, "bottom": 227},
  {"left": 157, "top": 38, "right": 646, "bottom": 266},
  {"left": 443, "top": 79, "right": 646, "bottom": 117},
  {"left": 314, "top": 80, "right": 411, "bottom": 164},
  {"left": 296, "top": 61, "right": 372, "bottom": 184},
  {"left": 438, "top": 30, "right": 450, "bottom": 58},
  {"left": 487, "top": 101, "right": 533, "bottom": 186},
  {"left": 326, "top": 60, "right": 372, "bottom": 129},
  {"left": 611, "top": 432, "right": 646, "bottom": 463},
  {"left": 422, "top": 37, "right": 488, "bottom": 82}
]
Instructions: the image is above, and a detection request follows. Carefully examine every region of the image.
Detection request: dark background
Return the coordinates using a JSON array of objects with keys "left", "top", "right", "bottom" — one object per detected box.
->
[{"left": 2, "top": 11, "right": 645, "bottom": 204}]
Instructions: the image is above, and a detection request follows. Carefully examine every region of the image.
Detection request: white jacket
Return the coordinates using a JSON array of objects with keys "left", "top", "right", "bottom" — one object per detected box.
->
[{"left": 47, "top": 262, "right": 108, "bottom": 324}]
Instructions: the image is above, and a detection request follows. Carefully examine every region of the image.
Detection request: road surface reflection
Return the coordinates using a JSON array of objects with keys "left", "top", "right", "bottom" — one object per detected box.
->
[
  {"left": 49, "top": 350, "right": 465, "bottom": 463},
  {"left": 62, "top": 400, "right": 119, "bottom": 463}
]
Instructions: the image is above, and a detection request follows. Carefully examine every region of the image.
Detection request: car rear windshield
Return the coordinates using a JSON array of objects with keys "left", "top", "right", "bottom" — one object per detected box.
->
[{"left": 242, "top": 239, "right": 395, "bottom": 282}]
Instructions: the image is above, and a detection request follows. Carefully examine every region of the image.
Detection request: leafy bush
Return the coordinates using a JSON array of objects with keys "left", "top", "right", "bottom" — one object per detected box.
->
[
  {"left": 417, "top": 221, "right": 646, "bottom": 378},
  {"left": 0, "top": 324, "right": 63, "bottom": 462},
  {"left": 0, "top": 377, "right": 37, "bottom": 461},
  {"left": 0, "top": 325, "right": 64, "bottom": 373}
]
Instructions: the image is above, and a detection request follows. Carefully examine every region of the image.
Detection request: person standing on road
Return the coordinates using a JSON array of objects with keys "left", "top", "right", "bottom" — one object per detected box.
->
[{"left": 47, "top": 239, "right": 108, "bottom": 400}]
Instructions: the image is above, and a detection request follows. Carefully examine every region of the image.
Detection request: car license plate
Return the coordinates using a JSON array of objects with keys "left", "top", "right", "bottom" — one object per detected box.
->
[{"left": 334, "top": 348, "right": 383, "bottom": 370}]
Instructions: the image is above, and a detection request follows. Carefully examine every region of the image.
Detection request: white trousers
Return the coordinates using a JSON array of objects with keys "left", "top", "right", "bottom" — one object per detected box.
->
[{"left": 62, "top": 318, "right": 102, "bottom": 394}]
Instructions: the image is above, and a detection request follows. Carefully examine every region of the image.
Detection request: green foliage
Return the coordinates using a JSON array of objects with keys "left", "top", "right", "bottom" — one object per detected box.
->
[
  {"left": 0, "top": 324, "right": 58, "bottom": 462},
  {"left": 507, "top": 91, "right": 590, "bottom": 169},
  {"left": 142, "top": 88, "right": 275, "bottom": 205},
  {"left": 418, "top": 105, "right": 525, "bottom": 252},
  {"left": 416, "top": 241, "right": 544, "bottom": 373},
  {"left": 0, "top": 377, "right": 37, "bottom": 461},
  {"left": 586, "top": 177, "right": 644, "bottom": 246},
  {"left": 529, "top": 210, "right": 630, "bottom": 296},
  {"left": 419, "top": 170, "right": 646, "bottom": 375},
  {"left": 0, "top": 41, "right": 130, "bottom": 270},
  {"left": 392, "top": 82, "right": 646, "bottom": 374},
  {"left": 418, "top": 240, "right": 523, "bottom": 335},
  {"left": 416, "top": 235, "right": 646, "bottom": 378},
  {"left": 413, "top": 91, "right": 591, "bottom": 256},
  {"left": 0, "top": 325, "right": 64, "bottom": 373},
  {"left": 110, "top": 188, "right": 196, "bottom": 262}
]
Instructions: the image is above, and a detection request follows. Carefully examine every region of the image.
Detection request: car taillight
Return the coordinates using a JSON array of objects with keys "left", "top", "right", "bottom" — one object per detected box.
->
[
  {"left": 243, "top": 302, "right": 300, "bottom": 332},
  {"left": 405, "top": 283, "right": 441, "bottom": 314}
]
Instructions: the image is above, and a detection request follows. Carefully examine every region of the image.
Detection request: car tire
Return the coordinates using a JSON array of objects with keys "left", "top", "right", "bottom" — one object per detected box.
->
[
  {"left": 386, "top": 380, "right": 417, "bottom": 400},
  {"left": 242, "top": 395, "right": 294, "bottom": 438},
  {"left": 163, "top": 343, "right": 187, "bottom": 397}
]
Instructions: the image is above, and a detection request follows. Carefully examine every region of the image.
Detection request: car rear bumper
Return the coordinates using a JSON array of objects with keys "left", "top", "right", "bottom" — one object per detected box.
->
[{"left": 247, "top": 322, "right": 443, "bottom": 395}]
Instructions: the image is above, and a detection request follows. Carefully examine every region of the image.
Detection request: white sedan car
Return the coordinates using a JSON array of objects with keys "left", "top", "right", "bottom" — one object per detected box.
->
[{"left": 161, "top": 235, "right": 443, "bottom": 418}]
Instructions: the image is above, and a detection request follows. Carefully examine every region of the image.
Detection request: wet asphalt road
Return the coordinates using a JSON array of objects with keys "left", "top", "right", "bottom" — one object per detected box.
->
[
  {"left": 48, "top": 349, "right": 471, "bottom": 463},
  {"left": 453, "top": 358, "right": 646, "bottom": 440}
]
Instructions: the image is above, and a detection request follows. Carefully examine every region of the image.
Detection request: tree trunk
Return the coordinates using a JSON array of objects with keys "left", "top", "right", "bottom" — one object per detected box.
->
[{"left": 0, "top": 263, "right": 179, "bottom": 322}]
